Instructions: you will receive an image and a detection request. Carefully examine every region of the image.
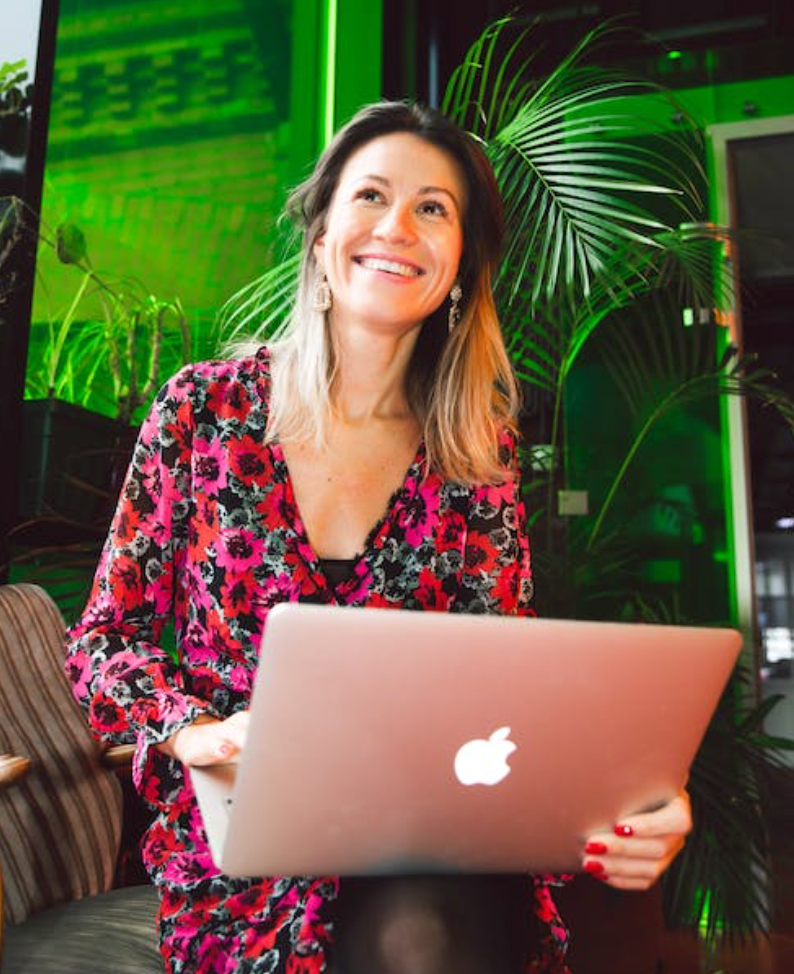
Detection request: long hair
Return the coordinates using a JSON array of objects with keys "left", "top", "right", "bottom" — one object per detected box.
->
[{"left": 264, "top": 100, "right": 519, "bottom": 484}]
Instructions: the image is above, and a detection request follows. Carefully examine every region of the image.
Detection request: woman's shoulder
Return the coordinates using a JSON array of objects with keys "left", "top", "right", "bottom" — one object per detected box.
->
[
  {"left": 158, "top": 346, "right": 270, "bottom": 397},
  {"left": 146, "top": 347, "right": 271, "bottom": 430},
  {"left": 173, "top": 345, "right": 269, "bottom": 382}
]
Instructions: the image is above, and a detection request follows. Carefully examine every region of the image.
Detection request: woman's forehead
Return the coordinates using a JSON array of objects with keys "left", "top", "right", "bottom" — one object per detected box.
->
[{"left": 335, "top": 132, "right": 466, "bottom": 204}]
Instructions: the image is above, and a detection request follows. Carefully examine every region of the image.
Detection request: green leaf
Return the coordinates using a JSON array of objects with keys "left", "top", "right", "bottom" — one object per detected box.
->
[{"left": 55, "top": 222, "right": 88, "bottom": 266}]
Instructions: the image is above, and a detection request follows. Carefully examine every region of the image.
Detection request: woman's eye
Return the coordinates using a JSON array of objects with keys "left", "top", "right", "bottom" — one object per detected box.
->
[
  {"left": 356, "top": 188, "right": 383, "bottom": 203},
  {"left": 418, "top": 200, "right": 448, "bottom": 218}
]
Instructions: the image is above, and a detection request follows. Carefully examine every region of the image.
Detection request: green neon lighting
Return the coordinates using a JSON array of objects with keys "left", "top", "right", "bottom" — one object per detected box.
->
[
  {"left": 323, "top": 0, "right": 338, "bottom": 146},
  {"left": 696, "top": 886, "right": 726, "bottom": 940},
  {"left": 668, "top": 49, "right": 683, "bottom": 60}
]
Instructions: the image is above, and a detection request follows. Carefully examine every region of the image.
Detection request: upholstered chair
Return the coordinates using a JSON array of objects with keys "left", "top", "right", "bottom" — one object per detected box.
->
[{"left": 0, "top": 583, "right": 161, "bottom": 974}]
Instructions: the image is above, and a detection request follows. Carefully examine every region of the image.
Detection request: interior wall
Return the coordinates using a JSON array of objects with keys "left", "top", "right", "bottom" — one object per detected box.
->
[{"left": 24, "top": 0, "right": 383, "bottom": 423}]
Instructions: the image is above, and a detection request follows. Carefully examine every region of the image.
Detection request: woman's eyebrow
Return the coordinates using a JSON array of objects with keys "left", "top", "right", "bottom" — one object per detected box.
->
[
  {"left": 356, "top": 173, "right": 390, "bottom": 186},
  {"left": 353, "top": 174, "right": 461, "bottom": 211},
  {"left": 418, "top": 185, "right": 461, "bottom": 209}
]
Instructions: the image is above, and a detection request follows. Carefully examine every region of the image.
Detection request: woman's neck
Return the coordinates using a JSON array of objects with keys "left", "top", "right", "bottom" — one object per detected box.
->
[{"left": 330, "top": 322, "right": 420, "bottom": 423}]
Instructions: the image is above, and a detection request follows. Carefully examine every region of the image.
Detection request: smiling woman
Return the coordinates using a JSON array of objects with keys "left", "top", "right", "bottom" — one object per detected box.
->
[
  {"left": 315, "top": 132, "right": 464, "bottom": 336},
  {"left": 64, "top": 100, "right": 691, "bottom": 974},
  {"left": 268, "top": 101, "right": 514, "bottom": 487}
]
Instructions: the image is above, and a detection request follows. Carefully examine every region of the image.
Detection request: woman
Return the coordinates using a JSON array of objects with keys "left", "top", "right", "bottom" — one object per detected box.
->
[{"left": 66, "top": 101, "right": 690, "bottom": 974}]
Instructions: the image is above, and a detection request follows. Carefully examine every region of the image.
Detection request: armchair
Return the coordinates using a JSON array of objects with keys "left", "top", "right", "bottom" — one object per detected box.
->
[{"left": 0, "top": 583, "right": 161, "bottom": 973}]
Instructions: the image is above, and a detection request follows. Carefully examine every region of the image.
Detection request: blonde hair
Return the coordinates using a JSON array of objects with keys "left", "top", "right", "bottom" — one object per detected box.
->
[{"left": 246, "top": 102, "right": 521, "bottom": 484}]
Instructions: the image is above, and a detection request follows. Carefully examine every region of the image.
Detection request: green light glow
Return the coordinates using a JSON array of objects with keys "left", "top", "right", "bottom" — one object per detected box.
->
[
  {"left": 696, "top": 886, "right": 726, "bottom": 940},
  {"left": 697, "top": 888, "right": 711, "bottom": 936},
  {"left": 26, "top": 0, "right": 384, "bottom": 422},
  {"left": 668, "top": 50, "right": 683, "bottom": 61},
  {"left": 323, "top": 0, "right": 338, "bottom": 147}
]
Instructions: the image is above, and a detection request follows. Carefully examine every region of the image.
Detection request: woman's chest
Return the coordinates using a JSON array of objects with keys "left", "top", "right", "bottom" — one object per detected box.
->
[
  {"left": 183, "top": 419, "right": 468, "bottom": 601},
  {"left": 279, "top": 424, "right": 424, "bottom": 559}
]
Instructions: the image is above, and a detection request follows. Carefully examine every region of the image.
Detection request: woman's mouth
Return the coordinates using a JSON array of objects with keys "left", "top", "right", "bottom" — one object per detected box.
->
[{"left": 353, "top": 256, "right": 423, "bottom": 278}]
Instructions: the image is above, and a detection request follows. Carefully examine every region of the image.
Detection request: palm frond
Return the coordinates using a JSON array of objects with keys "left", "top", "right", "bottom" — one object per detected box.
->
[
  {"left": 549, "top": 224, "right": 733, "bottom": 391},
  {"left": 663, "top": 665, "right": 794, "bottom": 943},
  {"left": 474, "top": 29, "right": 702, "bottom": 305},
  {"left": 586, "top": 301, "right": 794, "bottom": 546},
  {"left": 442, "top": 17, "right": 540, "bottom": 139},
  {"left": 216, "top": 249, "right": 301, "bottom": 348}
]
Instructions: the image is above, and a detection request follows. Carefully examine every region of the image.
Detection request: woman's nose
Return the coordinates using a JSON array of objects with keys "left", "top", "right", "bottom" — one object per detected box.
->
[{"left": 374, "top": 204, "right": 417, "bottom": 244}]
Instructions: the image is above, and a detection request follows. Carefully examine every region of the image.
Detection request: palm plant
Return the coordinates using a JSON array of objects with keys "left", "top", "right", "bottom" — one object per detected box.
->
[
  {"left": 443, "top": 18, "right": 794, "bottom": 943},
  {"left": 220, "top": 16, "right": 794, "bottom": 944}
]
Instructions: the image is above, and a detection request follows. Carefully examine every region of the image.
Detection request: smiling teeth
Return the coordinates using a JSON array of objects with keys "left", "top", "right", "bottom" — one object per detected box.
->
[{"left": 357, "top": 257, "right": 420, "bottom": 277}]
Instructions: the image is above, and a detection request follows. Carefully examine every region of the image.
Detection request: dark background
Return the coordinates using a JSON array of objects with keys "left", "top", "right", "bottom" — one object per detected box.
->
[{"left": 382, "top": 0, "right": 794, "bottom": 535}]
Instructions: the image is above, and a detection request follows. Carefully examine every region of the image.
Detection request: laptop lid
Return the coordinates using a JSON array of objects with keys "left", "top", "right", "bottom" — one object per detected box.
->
[{"left": 191, "top": 604, "right": 741, "bottom": 877}]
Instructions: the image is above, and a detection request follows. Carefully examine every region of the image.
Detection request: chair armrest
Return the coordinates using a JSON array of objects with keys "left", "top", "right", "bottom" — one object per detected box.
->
[
  {"left": 100, "top": 744, "right": 136, "bottom": 770},
  {"left": 0, "top": 754, "right": 29, "bottom": 954},
  {"left": 0, "top": 753, "right": 32, "bottom": 791}
]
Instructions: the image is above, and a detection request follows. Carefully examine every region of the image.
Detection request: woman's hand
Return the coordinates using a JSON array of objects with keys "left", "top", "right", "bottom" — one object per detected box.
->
[
  {"left": 580, "top": 789, "right": 692, "bottom": 890},
  {"left": 157, "top": 711, "right": 250, "bottom": 767}
]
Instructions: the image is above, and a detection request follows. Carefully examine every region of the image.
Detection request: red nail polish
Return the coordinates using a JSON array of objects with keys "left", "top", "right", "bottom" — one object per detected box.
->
[
  {"left": 585, "top": 841, "right": 608, "bottom": 855},
  {"left": 583, "top": 859, "right": 605, "bottom": 875},
  {"left": 594, "top": 872, "right": 610, "bottom": 882},
  {"left": 614, "top": 824, "right": 633, "bottom": 837}
]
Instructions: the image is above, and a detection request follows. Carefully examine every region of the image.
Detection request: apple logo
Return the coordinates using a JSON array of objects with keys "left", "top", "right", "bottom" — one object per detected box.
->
[{"left": 454, "top": 726, "right": 517, "bottom": 786}]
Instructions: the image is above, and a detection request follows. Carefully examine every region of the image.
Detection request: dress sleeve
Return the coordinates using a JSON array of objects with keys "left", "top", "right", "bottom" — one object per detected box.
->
[
  {"left": 451, "top": 432, "right": 535, "bottom": 617},
  {"left": 65, "top": 365, "right": 215, "bottom": 806}
]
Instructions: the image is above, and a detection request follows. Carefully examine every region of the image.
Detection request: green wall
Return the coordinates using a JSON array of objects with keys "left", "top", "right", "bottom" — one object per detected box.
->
[{"left": 26, "top": 0, "right": 382, "bottom": 421}]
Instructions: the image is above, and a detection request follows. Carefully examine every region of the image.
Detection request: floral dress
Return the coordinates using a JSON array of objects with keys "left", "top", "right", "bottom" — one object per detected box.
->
[{"left": 65, "top": 347, "right": 571, "bottom": 974}]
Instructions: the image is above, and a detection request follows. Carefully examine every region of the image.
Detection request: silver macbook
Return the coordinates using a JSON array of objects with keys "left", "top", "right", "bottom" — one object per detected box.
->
[{"left": 190, "top": 604, "right": 741, "bottom": 877}]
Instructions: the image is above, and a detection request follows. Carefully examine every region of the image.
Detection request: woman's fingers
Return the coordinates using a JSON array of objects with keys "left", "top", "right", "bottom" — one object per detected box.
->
[
  {"left": 581, "top": 789, "right": 692, "bottom": 890},
  {"left": 167, "top": 711, "right": 250, "bottom": 766},
  {"left": 214, "top": 710, "right": 250, "bottom": 755},
  {"left": 612, "top": 792, "right": 692, "bottom": 841}
]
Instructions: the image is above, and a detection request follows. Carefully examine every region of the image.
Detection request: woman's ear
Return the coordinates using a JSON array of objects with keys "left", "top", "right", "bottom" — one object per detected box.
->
[{"left": 313, "top": 235, "right": 325, "bottom": 267}]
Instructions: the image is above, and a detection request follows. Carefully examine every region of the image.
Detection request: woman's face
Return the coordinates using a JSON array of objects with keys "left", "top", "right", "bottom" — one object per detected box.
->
[{"left": 314, "top": 132, "right": 465, "bottom": 339}]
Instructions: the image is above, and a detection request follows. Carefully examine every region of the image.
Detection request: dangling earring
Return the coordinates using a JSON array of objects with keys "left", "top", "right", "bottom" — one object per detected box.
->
[
  {"left": 313, "top": 268, "right": 332, "bottom": 312},
  {"left": 448, "top": 282, "right": 462, "bottom": 332}
]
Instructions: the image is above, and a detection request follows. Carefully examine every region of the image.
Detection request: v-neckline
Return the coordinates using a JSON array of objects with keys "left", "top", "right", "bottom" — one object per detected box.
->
[{"left": 270, "top": 436, "right": 427, "bottom": 593}]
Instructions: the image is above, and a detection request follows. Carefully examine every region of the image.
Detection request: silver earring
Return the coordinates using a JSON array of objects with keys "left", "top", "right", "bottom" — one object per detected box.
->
[
  {"left": 313, "top": 269, "right": 332, "bottom": 312},
  {"left": 448, "top": 282, "right": 462, "bottom": 332}
]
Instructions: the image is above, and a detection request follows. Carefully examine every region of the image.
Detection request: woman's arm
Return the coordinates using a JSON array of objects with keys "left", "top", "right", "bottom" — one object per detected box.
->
[{"left": 65, "top": 366, "right": 217, "bottom": 802}]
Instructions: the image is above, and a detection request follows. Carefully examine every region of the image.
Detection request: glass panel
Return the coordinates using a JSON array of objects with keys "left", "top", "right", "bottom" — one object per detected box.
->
[
  {"left": 12, "top": 0, "right": 381, "bottom": 597},
  {"left": 24, "top": 0, "right": 323, "bottom": 423},
  {"left": 765, "top": 558, "right": 788, "bottom": 597},
  {"left": 762, "top": 626, "right": 794, "bottom": 663},
  {"left": 756, "top": 560, "right": 769, "bottom": 596}
]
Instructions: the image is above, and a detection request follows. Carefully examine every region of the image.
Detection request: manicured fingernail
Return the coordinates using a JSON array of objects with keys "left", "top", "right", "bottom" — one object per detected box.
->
[
  {"left": 583, "top": 859, "right": 605, "bottom": 875},
  {"left": 585, "top": 841, "right": 608, "bottom": 855},
  {"left": 614, "top": 824, "right": 633, "bottom": 837},
  {"left": 218, "top": 743, "right": 231, "bottom": 756},
  {"left": 594, "top": 872, "right": 610, "bottom": 882}
]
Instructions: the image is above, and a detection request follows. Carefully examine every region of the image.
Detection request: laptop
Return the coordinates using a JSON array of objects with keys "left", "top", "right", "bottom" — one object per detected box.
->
[{"left": 190, "top": 603, "right": 741, "bottom": 877}]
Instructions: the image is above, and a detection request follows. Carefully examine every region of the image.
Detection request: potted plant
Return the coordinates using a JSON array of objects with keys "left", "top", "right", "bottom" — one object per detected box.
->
[
  {"left": 10, "top": 209, "right": 190, "bottom": 529},
  {"left": 448, "top": 18, "right": 794, "bottom": 952}
]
